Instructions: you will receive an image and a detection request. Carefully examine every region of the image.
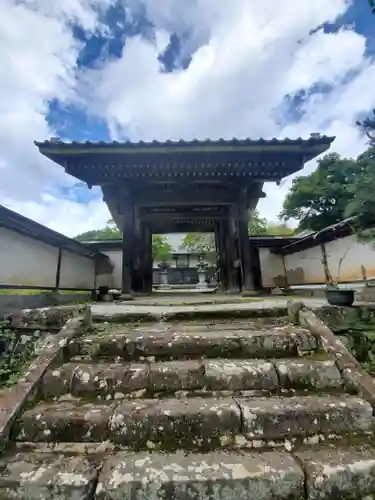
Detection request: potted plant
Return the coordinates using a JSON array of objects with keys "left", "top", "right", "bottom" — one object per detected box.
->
[{"left": 322, "top": 248, "right": 355, "bottom": 306}]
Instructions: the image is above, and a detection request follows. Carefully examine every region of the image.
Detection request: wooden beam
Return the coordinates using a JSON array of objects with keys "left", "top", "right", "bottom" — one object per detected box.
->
[
  {"left": 141, "top": 212, "right": 229, "bottom": 222},
  {"left": 149, "top": 223, "right": 215, "bottom": 234},
  {"left": 133, "top": 187, "right": 238, "bottom": 206}
]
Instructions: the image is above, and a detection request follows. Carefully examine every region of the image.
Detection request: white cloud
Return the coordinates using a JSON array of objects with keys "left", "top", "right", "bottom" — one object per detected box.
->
[
  {"left": 0, "top": 0, "right": 116, "bottom": 234},
  {"left": 2, "top": 0, "right": 375, "bottom": 238}
]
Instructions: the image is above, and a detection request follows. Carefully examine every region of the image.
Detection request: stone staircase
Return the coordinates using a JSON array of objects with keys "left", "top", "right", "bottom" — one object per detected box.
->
[{"left": 1, "top": 306, "right": 375, "bottom": 499}]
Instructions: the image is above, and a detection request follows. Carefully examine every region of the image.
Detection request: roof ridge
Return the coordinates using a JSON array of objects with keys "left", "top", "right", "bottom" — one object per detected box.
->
[{"left": 34, "top": 135, "right": 336, "bottom": 148}]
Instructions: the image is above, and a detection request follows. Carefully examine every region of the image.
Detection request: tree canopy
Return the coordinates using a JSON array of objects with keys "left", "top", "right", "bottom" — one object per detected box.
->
[
  {"left": 75, "top": 219, "right": 121, "bottom": 241},
  {"left": 279, "top": 107, "right": 375, "bottom": 235},
  {"left": 75, "top": 219, "right": 172, "bottom": 262},
  {"left": 279, "top": 153, "right": 360, "bottom": 231},
  {"left": 369, "top": 0, "right": 375, "bottom": 14},
  {"left": 180, "top": 210, "right": 294, "bottom": 256}
]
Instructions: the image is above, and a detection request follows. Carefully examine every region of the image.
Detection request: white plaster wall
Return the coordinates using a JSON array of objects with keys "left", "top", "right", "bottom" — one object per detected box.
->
[
  {"left": 96, "top": 250, "right": 121, "bottom": 289},
  {"left": 284, "top": 245, "right": 325, "bottom": 285},
  {"left": 325, "top": 234, "right": 375, "bottom": 282},
  {"left": 258, "top": 248, "right": 285, "bottom": 288},
  {"left": 283, "top": 234, "right": 375, "bottom": 285},
  {"left": 59, "top": 250, "right": 96, "bottom": 289},
  {"left": 0, "top": 227, "right": 99, "bottom": 289},
  {"left": 0, "top": 228, "right": 59, "bottom": 287}
]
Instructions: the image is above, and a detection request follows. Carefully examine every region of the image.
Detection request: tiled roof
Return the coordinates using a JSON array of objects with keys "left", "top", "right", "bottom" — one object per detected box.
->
[
  {"left": 34, "top": 135, "right": 335, "bottom": 149},
  {"left": 278, "top": 217, "right": 358, "bottom": 255}
]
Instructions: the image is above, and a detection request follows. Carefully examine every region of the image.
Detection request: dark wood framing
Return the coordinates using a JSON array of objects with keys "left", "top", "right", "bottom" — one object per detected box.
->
[{"left": 35, "top": 136, "right": 335, "bottom": 295}]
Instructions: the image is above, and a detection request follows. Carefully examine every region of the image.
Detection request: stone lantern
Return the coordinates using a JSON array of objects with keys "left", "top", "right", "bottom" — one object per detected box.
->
[
  {"left": 196, "top": 259, "right": 209, "bottom": 289},
  {"left": 158, "top": 262, "right": 171, "bottom": 290}
]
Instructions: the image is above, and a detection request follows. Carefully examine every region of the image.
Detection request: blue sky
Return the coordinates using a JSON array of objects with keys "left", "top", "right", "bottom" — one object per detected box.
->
[{"left": 2, "top": 0, "right": 375, "bottom": 249}]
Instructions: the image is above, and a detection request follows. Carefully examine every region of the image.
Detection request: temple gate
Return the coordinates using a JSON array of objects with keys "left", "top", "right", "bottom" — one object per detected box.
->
[{"left": 36, "top": 135, "right": 334, "bottom": 298}]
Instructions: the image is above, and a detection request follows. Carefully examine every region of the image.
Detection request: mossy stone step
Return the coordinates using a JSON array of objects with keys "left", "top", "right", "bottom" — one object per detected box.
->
[
  {"left": 68, "top": 326, "right": 317, "bottom": 361},
  {"left": 91, "top": 316, "right": 290, "bottom": 335},
  {"left": 40, "top": 358, "right": 343, "bottom": 400},
  {"left": 12, "top": 395, "right": 373, "bottom": 451},
  {"left": 2, "top": 445, "right": 375, "bottom": 499}
]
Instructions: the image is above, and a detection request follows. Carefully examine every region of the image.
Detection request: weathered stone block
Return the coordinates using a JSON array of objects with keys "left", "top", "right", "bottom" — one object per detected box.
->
[
  {"left": 70, "top": 335, "right": 126, "bottom": 359},
  {"left": 149, "top": 360, "right": 205, "bottom": 392},
  {"left": 295, "top": 446, "right": 375, "bottom": 500},
  {"left": 274, "top": 359, "right": 342, "bottom": 390},
  {"left": 108, "top": 397, "right": 241, "bottom": 450},
  {"left": 10, "top": 306, "right": 80, "bottom": 330},
  {"left": 41, "top": 364, "right": 75, "bottom": 398},
  {"left": 203, "top": 359, "right": 279, "bottom": 391},
  {"left": 42, "top": 362, "right": 150, "bottom": 399},
  {"left": 284, "top": 325, "right": 319, "bottom": 352},
  {"left": 238, "top": 330, "right": 296, "bottom": 358},
  {"left": 124, "top": 330, "right": 243, "bottom": 360},
  {"left": 13, "top": 401, "right": 115, "bottom": 442},
  {"left": 238, "top": 395, "right": 373, "bottom": 441},
  {"left": 96, "top": 450, "right": 304, "bottom": 500},
  {"left": 70, "top": 363, "right": 149, "bottom": 398},
  {"left": 0, "top": 451, "right": 98, "bottom": 499}
]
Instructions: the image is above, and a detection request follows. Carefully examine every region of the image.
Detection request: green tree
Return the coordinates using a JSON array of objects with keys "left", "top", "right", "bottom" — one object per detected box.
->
[
  {"left": 75, "top": 219, "right": 172, "bottom": 261},
  {"left": 152, "top": 234, "right": 173, "bottom": 262},
  {"left": 357, "top": 109, "right": 375, "bottom": 146},
  {"left": 369, "top": 0, "right": 375, "bottom": 13},
  {"left": 180, "top": 210, "right": 289, "bottom": 256},
  {"left": 266, "top": 223, "right": 295, "bottom": 236},
  {"left": 180, "top": 233, "right": 216, "bottom": 264},
  {"left": 350, "top": 112, "right": 375, "bottom": 237},
  {"left": 345, "top": 148, "right": 375, "bottom": 240},
  {"left": 75, "top": 219, "right": 121, "bottom": 241},
  {"left": 248, "top": 210, "right": 268, "bottom": 235},
  {"left": 180, "top": 233, "right": 215, "bottom": 254},
  {"left": 279, "top": 153, "right": 359, "bottom": 231}
]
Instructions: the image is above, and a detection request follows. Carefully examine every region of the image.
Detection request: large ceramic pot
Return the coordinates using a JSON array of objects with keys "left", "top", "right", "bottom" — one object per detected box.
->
[{"left": 325, "top": 289, "right": 355, "bottom": 307}]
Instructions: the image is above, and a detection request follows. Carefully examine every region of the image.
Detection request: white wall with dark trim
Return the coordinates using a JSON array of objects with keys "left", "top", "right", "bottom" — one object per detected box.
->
[{"left": 0, "top": 227, "right": 96, "bottom": 290}]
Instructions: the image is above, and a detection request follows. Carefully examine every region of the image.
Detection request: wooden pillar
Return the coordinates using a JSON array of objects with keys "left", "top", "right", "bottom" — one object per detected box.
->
[
  {"left": 215, "top": 223, "right": 224, "bottom": 290},
  {"left": 54, "top": 248, "right": 62, "bottom": 291},
  {"left": 238, "top": 203, "right": 254, "bottom": 295},
  {"left": 216, "top": 221, "right": 228, "bottom": 290},
  {"left": 121, "top": 202, "right": 134, "bottom": 299},
  {"left": 218, "top": 217, "right": 234, "bottom": 292},
  {"left": 143, "top": 225, "right": 153, "bottom": 294}
]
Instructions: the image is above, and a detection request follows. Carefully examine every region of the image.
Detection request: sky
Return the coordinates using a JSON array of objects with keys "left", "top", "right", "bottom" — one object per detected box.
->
[{"left": 2, "top": 0, "right": 375, "bottom": 251}]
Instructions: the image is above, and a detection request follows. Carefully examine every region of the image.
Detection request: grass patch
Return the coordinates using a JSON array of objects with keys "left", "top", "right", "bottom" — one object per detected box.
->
[
  {"left": 0, "top": 289, "right": 46, "bottom": 295},
  {"left": 0, "top": 320, "right": 45, "bottom": 387},
  {"left": 0, "top": 289, "right": 90, "bottom": 296}
]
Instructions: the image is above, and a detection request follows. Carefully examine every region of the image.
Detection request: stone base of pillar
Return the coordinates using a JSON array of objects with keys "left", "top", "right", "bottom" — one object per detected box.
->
[
  {"left": 241, "top": 288, "right": 258, "bottom": 297},
  {"left": 196, "top": 282, "right": 208, "bottom": 290},
  {"left": 119, "top": 293, "right": 134, "bottom": 301},
  {"left": 159, "top": 284, "right": 172, "bottom": 290}
]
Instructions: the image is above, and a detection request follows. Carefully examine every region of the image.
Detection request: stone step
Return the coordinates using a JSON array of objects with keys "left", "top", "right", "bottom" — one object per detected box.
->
[
  {"left": 41, "top": 358, "right": 343, "bottom": 400},
  {"left": 2, "top": 445, "right": 375, "bottom": 499},
  {"left": 0, "top": 451, "right": 98, "bottom": 499},
  {"left": 90, "top": 303, "right": 289, "bottom": 323},
  {"left": 13, "top": 395, "right": 373, "bottom": 450},
  {"left": 68, "top": 326, "right": 318, "bottom": 361},
  {"left": 92, "top": 316, "right": 290, "bottom": 334}
]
